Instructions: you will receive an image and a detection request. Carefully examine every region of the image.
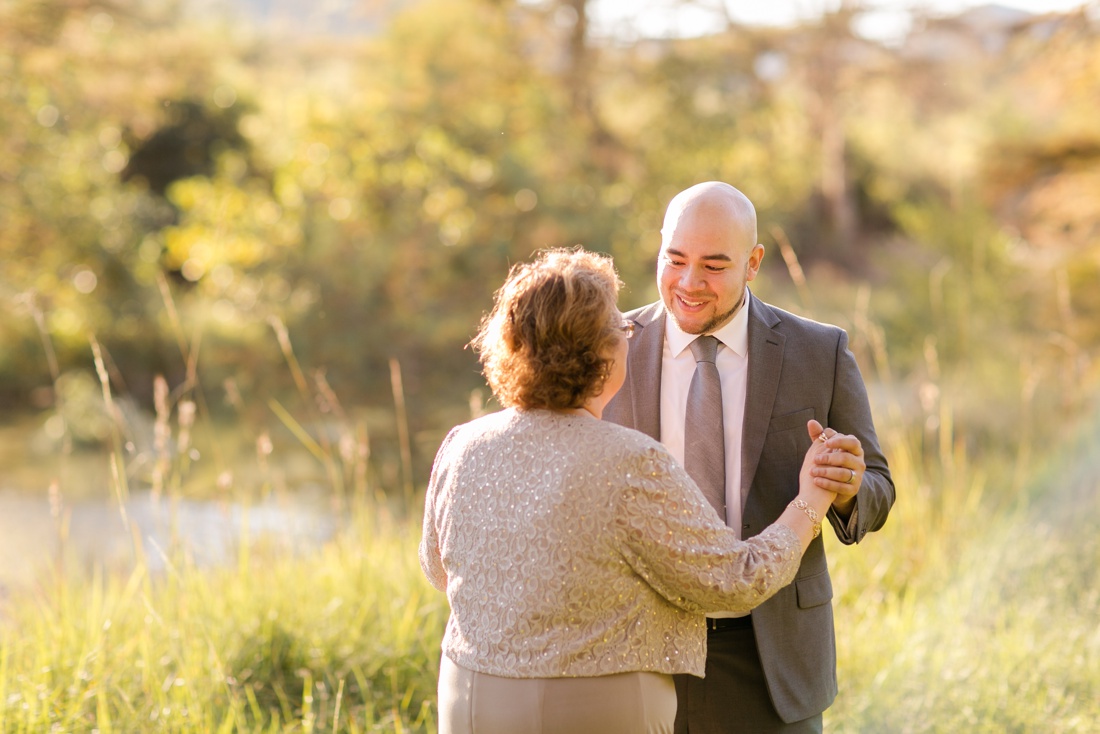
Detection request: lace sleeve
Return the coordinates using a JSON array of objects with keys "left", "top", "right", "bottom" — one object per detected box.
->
[
  {"left": 615, "top": 446, "right": 801, "bottom": 615},
  {"left": 419, "top": 506, "right": 446, "bottom": 592},
  {"left": 419, "top": 429, "right": 458, "bottom": 592}
]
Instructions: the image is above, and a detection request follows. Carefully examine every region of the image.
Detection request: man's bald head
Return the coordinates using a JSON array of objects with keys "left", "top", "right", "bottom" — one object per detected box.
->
[{"left": 661, "top": 181, "right": 759, "bottom": 251}]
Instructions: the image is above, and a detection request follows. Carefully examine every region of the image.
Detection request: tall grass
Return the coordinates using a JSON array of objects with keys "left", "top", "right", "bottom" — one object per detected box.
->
[
  {"left": 826, "top": 410, "right": 1100, "bottom": 733},
  {"left": 5, "top": 273, "right": 1098, "bottom": 731},
  {"left": 0, "top": 497, "right": 447, "bottom": 732},
  {"left": 8, "top": 390, "right": 1096, "bottom": 732},
  {"left": 1, "top": 312, "right": 448, "bottom": 731},
  {"left": 780, "top": 241, "right": 1100, "bottom": 732}
]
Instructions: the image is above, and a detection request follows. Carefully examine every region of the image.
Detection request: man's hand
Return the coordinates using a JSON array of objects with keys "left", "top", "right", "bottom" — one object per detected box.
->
[{"left": 810, "top": 425, "right": 865, "bottom": 518}]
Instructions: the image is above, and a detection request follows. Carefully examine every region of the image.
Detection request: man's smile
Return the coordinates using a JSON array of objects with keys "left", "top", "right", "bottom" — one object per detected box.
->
[{"left": 675, "top": 293, "right": 711, "bottom": 310}]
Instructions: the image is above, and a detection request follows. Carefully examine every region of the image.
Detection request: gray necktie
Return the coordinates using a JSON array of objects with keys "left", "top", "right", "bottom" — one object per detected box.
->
[{"left": 684, "top": 335, "right": 726, "bottom": 522}]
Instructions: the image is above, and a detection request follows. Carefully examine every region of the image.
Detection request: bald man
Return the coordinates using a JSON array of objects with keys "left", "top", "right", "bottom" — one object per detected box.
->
[{"left": 604, "top": 182, "right": 895, "bottom": 732}]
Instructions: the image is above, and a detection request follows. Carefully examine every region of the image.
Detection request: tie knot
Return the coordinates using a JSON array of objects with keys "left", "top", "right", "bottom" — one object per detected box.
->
[{"left": 689, "top": 335, "right": 720, "bottom": 364}]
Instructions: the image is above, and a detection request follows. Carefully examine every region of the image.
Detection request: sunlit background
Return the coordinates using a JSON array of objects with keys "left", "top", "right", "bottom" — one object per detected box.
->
[
  {"left": 590, "top": 0, "right": 1095, "bottom": 40},
  {"left": 1, "top": 0, "right": 1098, "bottom": 730}
]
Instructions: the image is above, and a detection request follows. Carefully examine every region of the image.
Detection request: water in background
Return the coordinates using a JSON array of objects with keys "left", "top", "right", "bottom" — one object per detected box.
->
[
  {"left": 0, "top": 488, "right": 339, "bottom": 590},
  {"left": 0, "top": 406, "right": 356, "bottom": 590}
]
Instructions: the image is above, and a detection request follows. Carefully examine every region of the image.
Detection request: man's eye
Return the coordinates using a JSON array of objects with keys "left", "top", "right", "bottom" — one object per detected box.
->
[
  {"left": 666, "top": 258, "right": 685, "bottom": 267},
  {"left": 705, "top": 265, "right": 726, "bottom": 273}
]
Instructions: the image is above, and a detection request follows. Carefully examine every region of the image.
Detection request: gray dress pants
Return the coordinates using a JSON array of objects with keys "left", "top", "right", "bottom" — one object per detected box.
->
[{"left": 674, "top": 625, "right": 823, "bottom": 734}]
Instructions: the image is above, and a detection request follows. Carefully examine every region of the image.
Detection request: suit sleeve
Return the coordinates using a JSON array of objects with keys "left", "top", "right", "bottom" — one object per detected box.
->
[{"left": 825, "top": 330, "right": 895, "bottom": 544}]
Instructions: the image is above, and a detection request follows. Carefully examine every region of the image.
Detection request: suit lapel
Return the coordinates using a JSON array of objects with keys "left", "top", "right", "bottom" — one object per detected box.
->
[
  {"left": 627, "top": 303, "right": 665, "bottom": 442},
  {"left": 740, "top": 294, "right": 785, "bottom": 513}
]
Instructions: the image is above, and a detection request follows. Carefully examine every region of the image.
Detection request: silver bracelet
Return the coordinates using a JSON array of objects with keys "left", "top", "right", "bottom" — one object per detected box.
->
[{"left": 789, "top": 498, "right": 821, "bottom": 539}]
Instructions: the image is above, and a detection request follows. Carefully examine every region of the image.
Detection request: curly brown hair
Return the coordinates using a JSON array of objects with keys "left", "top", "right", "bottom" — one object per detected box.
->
[{"left": 472, "top": 248, "right": 623, "bottom": 411}]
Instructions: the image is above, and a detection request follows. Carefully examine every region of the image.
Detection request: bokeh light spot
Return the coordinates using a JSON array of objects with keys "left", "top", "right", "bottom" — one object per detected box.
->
[
  {"left": 139, "top": 236, "right": 162, "bottom": 263},
  {"left": 102, "top": 150, "right": 127, "bottom": 173},
  {"left": 181, "top": 259, "right": 205, "bottom": 282},
  {"left": 515, "top": 189, "right": 538, "bottom": 212},
  {"left": 328, "top": 198, "right": 352, "bottom": 220},
  {"left": 99, "top": 126, "right": 121, "bottom": 149},
  {"left": 37, "top": 105, "right": 59, "bottom": 127},
  {"left": 469, "top": 159, "right": 495, "bottom": 185},
  {"left": 211, "top": 264, "right": 235, "bottom": 289},
  {"left": 213, "top": 85, "right": 237, "bottom": 109},
  {"left": 73, "top": 269, "right": 98, "bottom": 294}
]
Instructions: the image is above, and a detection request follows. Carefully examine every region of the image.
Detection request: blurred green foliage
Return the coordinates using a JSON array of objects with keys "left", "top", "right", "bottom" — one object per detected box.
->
[
  {"left": 2, "top": 0, "right": 1099, "bottom": 480},
  {"left": 2, "top": 3, "right": 1099, "bottom": 730}
]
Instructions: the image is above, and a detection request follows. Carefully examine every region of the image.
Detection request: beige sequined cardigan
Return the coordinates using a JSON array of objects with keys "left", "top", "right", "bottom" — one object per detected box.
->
[{"left": 419, "top": 408, "right": 800, "bottom": 679}]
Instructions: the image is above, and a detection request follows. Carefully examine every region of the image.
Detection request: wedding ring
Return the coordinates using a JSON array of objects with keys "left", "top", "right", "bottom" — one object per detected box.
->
[{"left": 845, "top": 468, "right": 856, "bottom": 484}]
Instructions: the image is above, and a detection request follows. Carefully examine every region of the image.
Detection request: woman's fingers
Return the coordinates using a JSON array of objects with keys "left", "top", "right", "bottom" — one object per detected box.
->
[
  {"left": 806, "top": 419, "right": 825, "bottom": 442},
  {"left": 816, "top": 433, "right": 863, "bottom": 457}
]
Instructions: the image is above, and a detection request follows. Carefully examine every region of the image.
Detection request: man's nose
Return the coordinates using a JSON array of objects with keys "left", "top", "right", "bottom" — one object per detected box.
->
[{"left": 679, "top": 267, "right": 707, "bottom": 290}]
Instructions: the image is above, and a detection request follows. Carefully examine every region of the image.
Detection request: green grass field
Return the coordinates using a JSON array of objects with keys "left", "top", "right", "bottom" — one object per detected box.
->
[
  {"left": 1, "top": 406, "right": 1097, "bottom": 732},
  {"left": 0, "top": 497, "right": 447, "bottom": 732},
  {"left": 827, "top": 419, "right": 1100, "bottom": 733}
]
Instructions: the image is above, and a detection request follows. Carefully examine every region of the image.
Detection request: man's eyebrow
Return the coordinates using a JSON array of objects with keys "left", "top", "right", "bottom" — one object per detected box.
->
[{"left": 665, "top": 248, "right": 733, "bottom": 262}]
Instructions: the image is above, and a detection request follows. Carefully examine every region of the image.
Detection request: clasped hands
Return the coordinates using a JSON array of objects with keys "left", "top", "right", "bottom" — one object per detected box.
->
[{"left": 803, "top": 419, "right": 865, "bottom": 517}]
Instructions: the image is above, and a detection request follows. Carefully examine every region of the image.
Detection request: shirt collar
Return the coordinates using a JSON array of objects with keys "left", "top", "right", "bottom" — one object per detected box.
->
[{"left": 665, "top": 290, "right": 751, "bottom": 359}]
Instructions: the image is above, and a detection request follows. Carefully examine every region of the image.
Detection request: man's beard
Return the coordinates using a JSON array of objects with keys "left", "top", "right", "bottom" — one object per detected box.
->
[{"left": 677, "top": 289, "right": 746, "bottom": 335}]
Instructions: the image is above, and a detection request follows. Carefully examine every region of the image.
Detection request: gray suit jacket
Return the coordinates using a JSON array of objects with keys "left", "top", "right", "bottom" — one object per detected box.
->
[{"left": 603, "top": 293, "right": 895, "bottom": 723}]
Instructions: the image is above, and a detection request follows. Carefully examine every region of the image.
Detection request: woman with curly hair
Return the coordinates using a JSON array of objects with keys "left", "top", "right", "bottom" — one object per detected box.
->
[{"left": 420, "top": 247, "right": 854, "bottom": 734}]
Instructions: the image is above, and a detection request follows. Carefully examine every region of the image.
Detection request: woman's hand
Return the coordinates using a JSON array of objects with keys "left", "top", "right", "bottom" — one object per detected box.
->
[
  {"left": 799, "top": 420, "right": 855, "bottom": 509},
  {"left": 780, "top": 420, "right": 852, "bottom": 552},
  {"left": 804, "top": 419, "right": 866, "bottom": 519}
]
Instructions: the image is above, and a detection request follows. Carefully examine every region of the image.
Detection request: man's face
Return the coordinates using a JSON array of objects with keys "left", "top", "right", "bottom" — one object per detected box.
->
[{"left": 657, "top": 211, "right": 763, "bottom": 335}]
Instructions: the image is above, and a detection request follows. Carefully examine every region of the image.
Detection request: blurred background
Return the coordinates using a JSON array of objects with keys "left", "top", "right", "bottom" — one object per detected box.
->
[{"left": 2, "top": 0, "right": 1099, "bottom": 730}]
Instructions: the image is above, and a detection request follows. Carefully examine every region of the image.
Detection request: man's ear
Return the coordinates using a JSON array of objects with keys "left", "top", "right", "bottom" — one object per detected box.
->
[{"left": 746, "top": 243, "right": 765, "bottom": 281}]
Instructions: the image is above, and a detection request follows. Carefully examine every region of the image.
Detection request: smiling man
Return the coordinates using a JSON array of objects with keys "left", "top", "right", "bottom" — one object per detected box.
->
[
  {"left": 657, "top": 185, "right": 763, "bottom": 336},
  {"left": 604, "top": 181, "right": 895, "bottom": 732}
]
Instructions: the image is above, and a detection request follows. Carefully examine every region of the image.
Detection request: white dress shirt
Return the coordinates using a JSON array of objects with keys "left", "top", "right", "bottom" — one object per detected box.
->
[
  {"left": 660, "top": 294, "right": 751, "bottom": 537},
  {"left": 660, "top": 295, "right": 752, "bottom": 618}
]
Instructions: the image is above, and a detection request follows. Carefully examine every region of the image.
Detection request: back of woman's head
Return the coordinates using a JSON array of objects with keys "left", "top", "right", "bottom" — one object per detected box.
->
[{"left": 473, "top": 248, "right": 622, "bottom": 411}]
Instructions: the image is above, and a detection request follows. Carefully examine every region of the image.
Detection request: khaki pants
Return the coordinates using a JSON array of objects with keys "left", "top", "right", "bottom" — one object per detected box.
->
[{"left": 439, "top": 656, "right": 677, "bottom": 734}]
